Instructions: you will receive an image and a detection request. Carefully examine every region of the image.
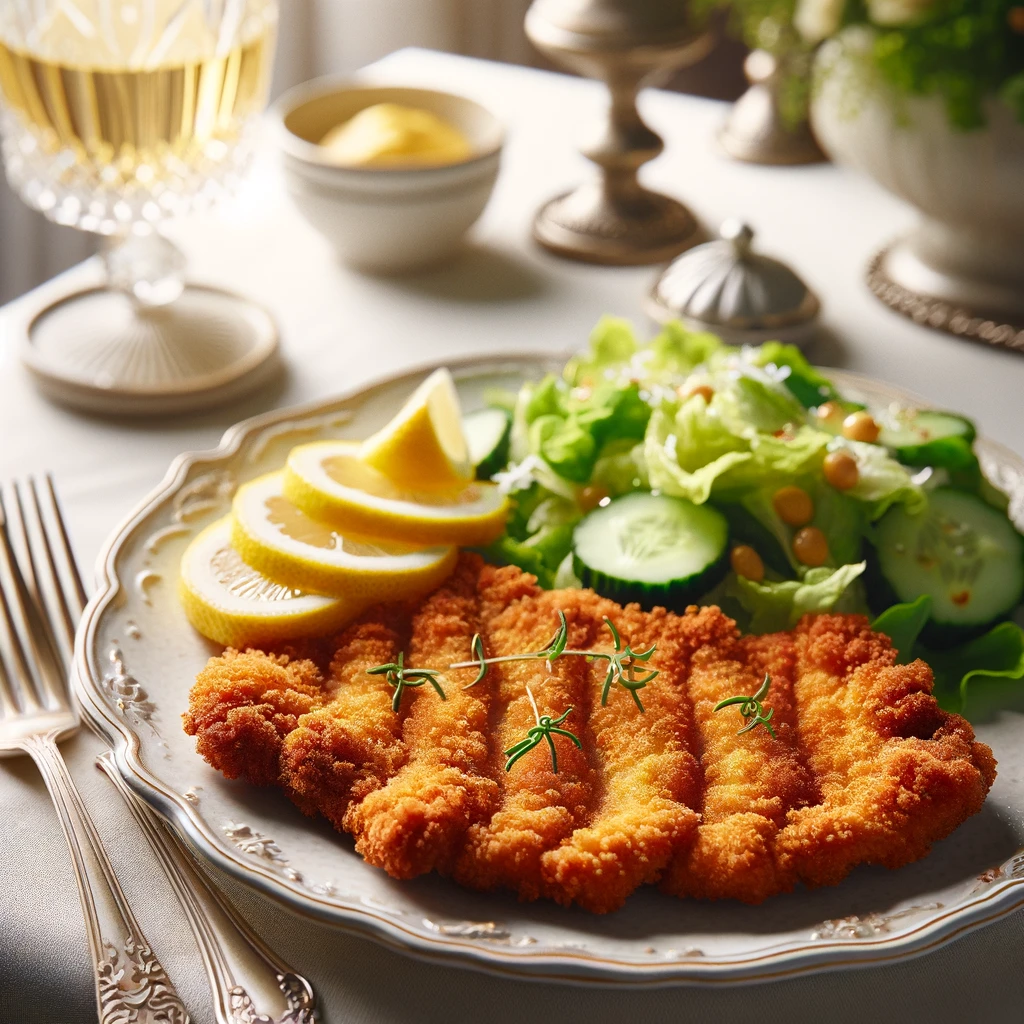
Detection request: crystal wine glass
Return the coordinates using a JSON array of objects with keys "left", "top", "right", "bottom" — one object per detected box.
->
[{"left": 0, "top": 0, "right": 279, "bottom": 414}]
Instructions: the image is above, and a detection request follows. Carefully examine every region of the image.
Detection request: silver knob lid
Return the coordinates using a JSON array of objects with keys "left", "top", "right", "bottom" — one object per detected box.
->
[{"left": 648, "top": 220, "right": 820, "bottom": 336}]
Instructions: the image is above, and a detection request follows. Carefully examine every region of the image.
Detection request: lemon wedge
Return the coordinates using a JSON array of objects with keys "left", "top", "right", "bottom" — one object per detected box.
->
[
  {"left": 231, "top": 471, "right": 457, "bottom": 601},
  {"left": 359, "top": 368, "right": 473, "bottom": 492},
  {"left": 284, "top": 440, "right": 508, "bottom": 546},
  {"left": 179, "top": 517, "right": 357, "bottom": 647}
]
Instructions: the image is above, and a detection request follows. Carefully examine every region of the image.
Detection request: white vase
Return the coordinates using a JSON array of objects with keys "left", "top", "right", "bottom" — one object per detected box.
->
[{"left": 811, "top": 28, "right": 1024, "bottom": 346}]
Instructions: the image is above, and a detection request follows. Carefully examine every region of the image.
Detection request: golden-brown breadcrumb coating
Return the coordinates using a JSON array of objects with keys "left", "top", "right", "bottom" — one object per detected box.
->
[
  {"left": 540, "top": 599, "right": 719, "bottom": 912},
  {"left": 182, "top": 648, "right": 324, "bottom": 787},
  {"left": 663, "top": 630, "right": 815, "bottom": 903},
  {"left": 280, "top": 605, "right": 410, "bottom": 829},
  {"left": 452, "top": 590, "right": 599, "bottom": 902},
  {"left": 183, "top": 557, "right": 996, "bottom": 912},
  {"left": 774, "top": 614, "right": 997, "bottom": 888},
  {"left": 345, "top": 558, "right": 511, "bottom": 878}
]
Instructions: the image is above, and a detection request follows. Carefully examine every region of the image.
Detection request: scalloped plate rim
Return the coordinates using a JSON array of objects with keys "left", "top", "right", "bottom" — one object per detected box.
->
[{"left": 72, "top": 352, "right": 1024, "bottom": 986}]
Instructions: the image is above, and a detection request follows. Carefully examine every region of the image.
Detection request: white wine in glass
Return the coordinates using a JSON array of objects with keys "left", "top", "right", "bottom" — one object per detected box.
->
[{"left": 0, "top": 0, "right": 280, "bottom": 414}]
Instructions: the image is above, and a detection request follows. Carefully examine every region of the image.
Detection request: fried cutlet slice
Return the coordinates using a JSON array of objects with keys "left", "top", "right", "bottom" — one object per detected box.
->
[
  {"left": 663, "top": 629, "right": 816, "bottom": 903},
  {"left": 453, "top": 591, "right": 598, "bottom": 902},
  {"left": 775, "top": 614, "right": 997, "bottom": 887},
  {"left": 183, "top": 648, "right": 325, "bottom": 786},
  {"left": 345, "top": 556, "right": 537, "bottom": 878},
  {"left": 540, "top": 599, "right": 722, "bottom": 913},
  {"left": 279, "top": 606, "right": 411, "bottom": 830}
]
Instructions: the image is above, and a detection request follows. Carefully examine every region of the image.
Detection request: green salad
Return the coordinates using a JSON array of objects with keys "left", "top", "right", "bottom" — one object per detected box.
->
[{"left": 462, "top": 317, "right": 1024, "bottom": 721}]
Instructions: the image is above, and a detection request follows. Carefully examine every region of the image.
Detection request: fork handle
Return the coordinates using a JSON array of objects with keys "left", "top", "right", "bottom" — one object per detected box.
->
[
  {"left": 97, "top": 753, "right": 317, "bottom": 1024},
  {"left": 23, "top": 733, "right": 191, "bottom": 1024}
]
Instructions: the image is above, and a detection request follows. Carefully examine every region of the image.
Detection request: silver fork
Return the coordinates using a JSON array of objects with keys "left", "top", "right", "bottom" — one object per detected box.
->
[
  {"left": 0, "top": 477, "right": 191, "bottom": 1024},
  {"left": 4, "top": 477, "right": 318, "bottom": 1024}
]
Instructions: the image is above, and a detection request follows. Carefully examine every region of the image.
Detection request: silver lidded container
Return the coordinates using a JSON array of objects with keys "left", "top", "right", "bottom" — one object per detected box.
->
[{"left": 647, "top": 219, "right": 821, "bottom": 347}]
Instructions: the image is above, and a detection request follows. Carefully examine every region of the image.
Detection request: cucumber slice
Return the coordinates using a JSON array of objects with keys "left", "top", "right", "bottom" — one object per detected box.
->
[
  {"left": 873, "top": 488, "right": 1024, "bottom": 641},
  {"left": 572, "top": 492, "right": 728, "bottom": 609},
  {"left": 879, "top": 410, "right": 976, "bottom": 470},
  {"left": 463, "top": 407, "right": 511, "bottom": 480}
]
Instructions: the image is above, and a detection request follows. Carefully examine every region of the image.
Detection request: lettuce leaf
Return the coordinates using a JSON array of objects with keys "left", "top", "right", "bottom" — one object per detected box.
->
[
  {"left": 523, "top": 375, "right": 568, "bottom": 423},
  {"left": 563, "top": 316, "right": 639, "bottom": 385},
  {"left": 871, "top": 595, "right": 933, "bottom": 663},
  {"left": 565, "top": 317, "right": 727, "bottom": 388},
  {"left": 928, "top": 622, "right": 1024, "bottom": 718},
  {"left": 745, "top": 427, "right": 832, "bottom": 481},
  {"left": 481, "top": 387, "right": 519, "bottom": 415},
  {"left": 553, "top": 552, "right": 583, "bottom": 589},
  {"left": 530, "top": 415, "right": 597, "bottom": 483},
  {"left": 483, "top": 534, "right": 556, "bottom": 588},
  {"left": 747, "top": 341, "right": 843, "bottom": 409},
  {"left": 713, "top": 374, "right": 807, "bottom": 437},
  {"left": 645, "top": 399, "right": 753, "bottom": 505},
  {"left": 869, "top": 599, "right": 1024, "bottom": 720},
  {"left": 739, "top": 487, "right": 803, "bottom": 574},
  {"left": 717, "top": 502, "right": 792, "bottom": 577},
  {"left": 524, "top": 522, "right": 575, "bottom": 569},
  {"left": 590, "top": 440, "right": 647, "bottom": 496},
  {"left": 482, "top": 502, "right": 577, "bottom": 589},
  {"left": 643, "top": 321, "right": 725, "bottom": 379},
  {"left": 810, "top": 479, "right": 868, "bottom": 568},
  {"left": 514, "top": 369, "right": 654, "bottom": 486},
  {"left": 572, "top": 381, "right": 650, "bottom": 446},
  {"left": 739, "top": 470, "right": 866, "bottom": 575},
  {"left": 728, "top": 562, "right": 867, "bottom": 633},
  {"left": 839, "top": 439, "right": 926, "bottom": 518}
]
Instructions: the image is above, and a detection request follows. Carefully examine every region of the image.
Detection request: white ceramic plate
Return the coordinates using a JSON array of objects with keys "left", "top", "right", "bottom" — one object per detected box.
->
[{"left": 74, "top": 355, "right": 1024, "bottom": 986}]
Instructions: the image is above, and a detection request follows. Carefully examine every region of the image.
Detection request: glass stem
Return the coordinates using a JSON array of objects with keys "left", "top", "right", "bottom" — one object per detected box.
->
[{"left": 103, "top": 230, "right": 187, "bottom": 308}]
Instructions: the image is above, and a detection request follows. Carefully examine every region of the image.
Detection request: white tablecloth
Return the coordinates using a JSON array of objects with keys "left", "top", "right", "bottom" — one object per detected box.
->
[{"left": 1, "top": 48, "right": 1022, "bottom": 1024}]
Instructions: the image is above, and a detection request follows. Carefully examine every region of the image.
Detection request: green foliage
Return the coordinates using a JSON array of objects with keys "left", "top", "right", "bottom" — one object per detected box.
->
[
  {"left": 865, "top": 0, "right": 1024, "bottom": 129},
  {"left": 871, "top": 599, "right": 1024, "bottom": 718},
  {"left": 694, "top": 0, "right": 799, "bottom": 52},
  {"left": 711, "top": 0, "right": 1024, "bottom": 128}
]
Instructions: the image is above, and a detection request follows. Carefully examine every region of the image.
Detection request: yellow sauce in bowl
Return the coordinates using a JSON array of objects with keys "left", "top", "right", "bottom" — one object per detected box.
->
[{"left": 319, "top": 103, "right": 473, "bottom": 168}]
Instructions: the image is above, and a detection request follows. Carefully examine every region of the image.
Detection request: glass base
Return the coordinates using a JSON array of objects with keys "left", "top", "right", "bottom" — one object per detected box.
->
[{"left": 22, "top": 283, "right": 280, "bottom": 416}]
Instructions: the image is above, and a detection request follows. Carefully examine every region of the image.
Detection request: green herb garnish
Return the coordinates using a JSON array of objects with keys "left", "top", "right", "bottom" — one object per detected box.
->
[
  {"left": 449, "top": 609, "right": 658, "bottom": 711},
  {"left": 503, "top": 686, "right": 581, "bottom": 774},
  {"left": 713, "top": 673, "right": 776, "bottom": 738},
  {"left": 594, "top": 617, "right": 657, "bottom": 711},
  {"left": 462, "top": 632, "right": 489, "bottom": 690},
  {"left": 367, "top": 651, "right": 446, "bottom": 713}
]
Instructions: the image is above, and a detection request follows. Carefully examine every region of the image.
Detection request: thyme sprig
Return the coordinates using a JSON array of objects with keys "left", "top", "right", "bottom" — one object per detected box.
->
[
  {"left": 594, "top": 617, "right": 657, "bottom": 711},
  {"left": 369, "top": 609, "right": 660, "bottom": 768},
  {"left": 454, "top": 610, "right": 570, "bottom": 680},
  {"left": 713, "top": 673, "right": 776, "bottom": 738},
  {"left": 367, "top": 651, "right": 447, "bottom": 713},
  {"left": 450, "top": 611, "right": 658, "bottom": 711},
  {"left": 462, "top": 632, "right": 489, "bottom": 690},
  {"left": 503, "top": 686, "right": 581, "bottom": 774}
]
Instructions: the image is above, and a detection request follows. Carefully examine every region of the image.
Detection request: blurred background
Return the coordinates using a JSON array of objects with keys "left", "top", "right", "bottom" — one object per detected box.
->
[{"left": 0, "top": 0, "right": 748, "bottom": 304}]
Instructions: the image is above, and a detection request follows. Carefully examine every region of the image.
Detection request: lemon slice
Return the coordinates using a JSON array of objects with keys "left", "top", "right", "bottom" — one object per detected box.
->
[
  {"left": 359, "top": 368, "right": 473, "bottom": 492},
  {"left": 284, "top": 440, "right": 508, "bottom": 546},
  {"left": 179, "top": 517, "right": 357, "bottom": 647},
  {"left": 231, "top": 471, "right": 457, "bottom": 601}
]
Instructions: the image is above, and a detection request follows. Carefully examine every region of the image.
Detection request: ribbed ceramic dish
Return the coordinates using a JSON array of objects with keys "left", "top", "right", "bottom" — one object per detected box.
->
[{"left": 74, "top": 354, "right": 1024, "bottom": 986}]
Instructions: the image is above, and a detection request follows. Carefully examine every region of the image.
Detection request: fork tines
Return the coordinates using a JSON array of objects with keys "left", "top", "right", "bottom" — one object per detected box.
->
[{"left": 0, "top": 477, "right": 86, "bottom": 717}]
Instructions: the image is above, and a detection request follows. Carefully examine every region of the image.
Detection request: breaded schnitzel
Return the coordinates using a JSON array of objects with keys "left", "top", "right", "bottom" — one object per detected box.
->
[{"left": 183, "top": 554, "right": 996, "bottom": 912}]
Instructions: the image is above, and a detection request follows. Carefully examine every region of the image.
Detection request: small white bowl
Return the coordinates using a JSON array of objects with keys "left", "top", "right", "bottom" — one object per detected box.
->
[{"left": 272, "top": 81, "right": 504, "bottom": 273}]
